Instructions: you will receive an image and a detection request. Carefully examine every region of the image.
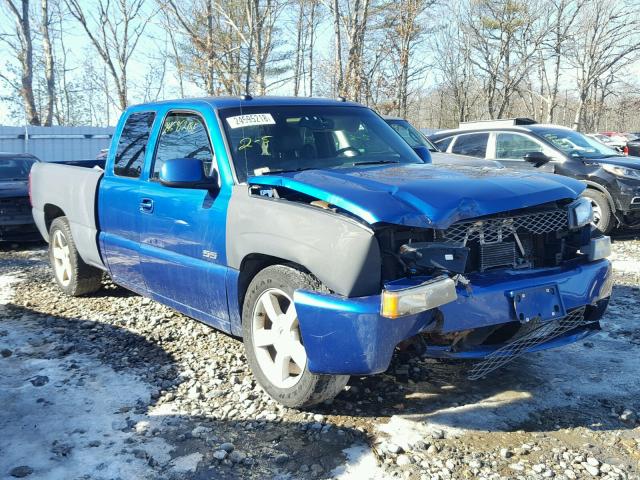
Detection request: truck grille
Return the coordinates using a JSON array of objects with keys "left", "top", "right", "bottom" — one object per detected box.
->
[
  {"left": 468, "top": 307, "right": 588, "bottom": 380},
  {"left": 441, "top": 209, "right": 568, "bottom": 245},
  {"left": 436, "top": 208, "right": 569, "bottom": 272}
]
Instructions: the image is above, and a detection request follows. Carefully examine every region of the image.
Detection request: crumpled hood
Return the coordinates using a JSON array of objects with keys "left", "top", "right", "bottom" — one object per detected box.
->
[
  {"left": 248, "top": 163, "right": 585, "bottom": 229},
  {"left": 0, "top": 180, "right": 28, "bottom": 198}
]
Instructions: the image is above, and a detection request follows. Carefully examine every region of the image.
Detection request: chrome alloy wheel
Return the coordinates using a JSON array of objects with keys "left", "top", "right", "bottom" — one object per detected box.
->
[
  {"left": 590, "top": 199, "right": 602, "bottom": 226},
  {"left": 251, "top": 288, "right": 307, "bottom": 389},
  {"left": 52, "top": 229, "right": 72, "bottom": 287}
]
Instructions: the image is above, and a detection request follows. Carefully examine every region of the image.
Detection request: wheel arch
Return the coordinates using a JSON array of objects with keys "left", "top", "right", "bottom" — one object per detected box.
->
[
  {"left": 44, "top": 203, "right": 66, "bottom": 234},
  {"left": 236, "top": 253, "right": 311, "bottom": 327},
  {"left": 581, "top": 180, "right": 619, "bottom": 226}
]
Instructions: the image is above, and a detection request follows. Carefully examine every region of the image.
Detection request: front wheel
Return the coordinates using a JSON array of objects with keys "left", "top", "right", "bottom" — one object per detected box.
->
[
  {"left": 581, "top": 189, "right": 613, "bottom": 234},
  {"left": 242, "top": 265, "right": 349, "bottom": 408}
]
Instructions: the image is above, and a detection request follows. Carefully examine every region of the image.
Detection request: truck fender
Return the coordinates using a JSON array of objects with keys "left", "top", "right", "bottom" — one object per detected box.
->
[{"left": 226, "top": 186, "right": 381, "bottom": 300}]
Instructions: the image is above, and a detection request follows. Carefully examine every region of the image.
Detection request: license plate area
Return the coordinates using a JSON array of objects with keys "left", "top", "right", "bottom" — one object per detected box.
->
[{"left": 510, "top": 284, "right": 565, "bottom": 323}]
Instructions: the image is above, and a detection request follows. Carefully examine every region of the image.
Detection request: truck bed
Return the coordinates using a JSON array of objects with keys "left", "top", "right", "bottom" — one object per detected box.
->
[{"left": 30, "top": 162, "right": 105, "bottom": 270}]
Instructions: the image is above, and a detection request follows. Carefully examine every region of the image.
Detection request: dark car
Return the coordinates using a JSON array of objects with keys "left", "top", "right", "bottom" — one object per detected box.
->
[
  {"left": 626, "top": 133, "right": 640, "bottom": 157},
  {"left": 429, "top": 119, "right": 640, "bottom": 233},
  {"left": 0, "top": 153, "right": 40, "bottom": 242}
]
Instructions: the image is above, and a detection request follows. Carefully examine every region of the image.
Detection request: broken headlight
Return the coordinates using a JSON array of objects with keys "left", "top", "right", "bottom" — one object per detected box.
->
[
  {"left": 381, "top": 276, "right": 457, "bottom": 319},
  {"left": 567, "top": 197, "right": 593, "bottom": 229}
]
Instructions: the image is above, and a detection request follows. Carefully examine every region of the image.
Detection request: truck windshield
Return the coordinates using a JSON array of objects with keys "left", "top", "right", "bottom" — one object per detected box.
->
[
  {"left": 538, "top": 128, "right": 622, "bottom": 159},
  {"left": 0, "top": 158, "right": 35, "bottom": 180},
  {"left": 220, "top": 105, "right": 422, "bottom": 182}
]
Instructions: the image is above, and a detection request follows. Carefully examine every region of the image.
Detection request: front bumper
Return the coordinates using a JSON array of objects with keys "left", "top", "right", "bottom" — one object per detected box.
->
[{"left": 294, "top": 258, "right": 612, "bottom": 375}]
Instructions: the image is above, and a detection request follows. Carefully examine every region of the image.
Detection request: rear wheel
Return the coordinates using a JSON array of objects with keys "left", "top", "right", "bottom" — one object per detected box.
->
[
  {"left": 49, "top": 217, "right": 103, "bottom": 296},
  {"left": 581, "top": 189, "right": 612, "bottom": 234},
  {"left": 242, "top": 265, "right": 349, "bottom": 408}
]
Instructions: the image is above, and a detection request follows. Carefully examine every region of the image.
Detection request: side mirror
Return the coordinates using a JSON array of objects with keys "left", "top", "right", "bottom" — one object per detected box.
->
[
  {"left": 413, "top": 145, "right": 432, "bottom": 164},
  {"left": 159, "top": 158, "right": 218, "bottom": 190},
  {"left": 523, "top": 151, "right": 551, "bottom": 167}
]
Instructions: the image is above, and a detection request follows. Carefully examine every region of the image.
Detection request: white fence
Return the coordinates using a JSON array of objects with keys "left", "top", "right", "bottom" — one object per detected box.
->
[{"left": 0, "top": 126, "right": 115, "bottom": 162}]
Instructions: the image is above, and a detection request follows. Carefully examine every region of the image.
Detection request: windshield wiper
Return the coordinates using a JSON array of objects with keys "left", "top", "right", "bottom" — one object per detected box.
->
[
  {"left": 254, "top": 167, "right": 314, "bottom": 175},
  {"left": 352, "top": 160, "right": 400, "bottom": 166}
]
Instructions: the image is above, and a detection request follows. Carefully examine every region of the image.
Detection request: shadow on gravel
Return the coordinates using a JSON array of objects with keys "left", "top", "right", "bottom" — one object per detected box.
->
[
  {"left": 0, "top": 240, "right": 46, "bottom": 252},
  {"left": 0, "top": 303, "right": 364, "bottom": 480},
  {"left": 611, "top": 228, "right": 640, "bottom": 242}
]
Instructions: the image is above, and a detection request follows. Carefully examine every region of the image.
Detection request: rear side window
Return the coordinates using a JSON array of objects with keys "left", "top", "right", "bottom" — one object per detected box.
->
[
  {"left": 152, "top": 113, "right": 215, "bottom": 179},
  {"left": 451, "top": 133, "right": 489, "bottom": 157},
  {"left": 114, "top": 111, "right": 156, "bottom": 178},
  {"left": 433, "top": 136, "right": 453, "bottom": 151},
  {"left": 495, "top": 133, "right": 544, "bottom": 159}
]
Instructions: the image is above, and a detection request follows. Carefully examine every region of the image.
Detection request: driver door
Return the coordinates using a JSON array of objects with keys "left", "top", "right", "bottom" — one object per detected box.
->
[{"left": 138, "top": 109, "right": 230, "bottom": 331}]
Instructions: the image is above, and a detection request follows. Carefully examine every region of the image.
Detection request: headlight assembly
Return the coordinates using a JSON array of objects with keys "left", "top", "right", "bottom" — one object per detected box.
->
[
  {"left": 601, "top": 163, "right": 640, "bottom": 180},
  {"left": 567, "top": 197, "right": 594, "bottom": 229},
  {"left": 381, "top": 276, "right": 457, "bottom": 319}
]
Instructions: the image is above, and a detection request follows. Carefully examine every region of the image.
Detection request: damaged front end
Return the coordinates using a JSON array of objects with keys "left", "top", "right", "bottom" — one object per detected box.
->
[{"left": 292, "top": 197, "right": 612, "bottom": 377}]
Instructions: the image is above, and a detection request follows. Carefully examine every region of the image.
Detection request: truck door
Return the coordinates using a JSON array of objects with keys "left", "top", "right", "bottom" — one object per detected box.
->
[
  {"left": 99, "top": 110, "right": 156, "bottom": 293},
  {"left": 138, "top": 109, "right": 230, "bottom": 332}
]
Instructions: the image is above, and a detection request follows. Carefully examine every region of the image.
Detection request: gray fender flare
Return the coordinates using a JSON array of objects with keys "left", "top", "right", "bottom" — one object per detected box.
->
[{"left": 226, "top": 186, "right": 381, "bottom": 298}]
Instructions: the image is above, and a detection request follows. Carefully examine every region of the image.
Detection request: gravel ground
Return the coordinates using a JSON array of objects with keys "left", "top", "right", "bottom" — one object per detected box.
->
[{"left": 0, "top": 236, "right": 639, "bottom": 480}]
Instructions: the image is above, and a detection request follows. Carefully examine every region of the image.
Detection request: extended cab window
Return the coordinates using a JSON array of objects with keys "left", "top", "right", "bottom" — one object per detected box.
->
[
  {"left": 495, "top": 133, "right": 544, "bottom": 160},
  {"left": 152, "top": 113, "right": 215, "bottom": 179},
  {"left": 451, "top": 133, "right": 489, "bottom": 157},
  {"left": 114, "top": 111, "right": 156, "bottom": 178}
]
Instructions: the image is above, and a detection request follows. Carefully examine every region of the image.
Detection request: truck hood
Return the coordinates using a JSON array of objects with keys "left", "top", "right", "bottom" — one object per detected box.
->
[
  {"left": 0, "top": 179, "right": 28, "bottom": 198},
  {"left": 589, "top": 156, "right": 640, "bottom": 169},
  {"left": 248, "top": 163, "right": 585, "bottom": 228},
  {"left": 430, "top": 151, "right": 504, "bottom": 169}
]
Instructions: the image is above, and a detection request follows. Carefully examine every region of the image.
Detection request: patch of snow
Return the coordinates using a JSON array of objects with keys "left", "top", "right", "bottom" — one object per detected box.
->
[
  {"left": 0, "top": 273, "right": 19, "bottom": 305},
  {"left": 0, "top": 317, "right": 173, "bottom": 479},
  {"left": 331, "top": 443, "right": 390, "bottom": 480},
  {"left": 170, "top": 452, "right": 203, "bottom": 473},
  {"left": 611, "top": 258, "right": 640, "bottom": 274}
]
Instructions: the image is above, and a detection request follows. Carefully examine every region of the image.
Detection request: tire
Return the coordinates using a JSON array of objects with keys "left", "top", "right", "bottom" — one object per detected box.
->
[
  {"left": 242, "top": 265, "right": 349, "bottom": 408},
  {"left": 581, "top": 189, "right": 613, "bottom": 234},
  {"left": 48, "top": 216, "right": 103, "bottom": 296}
]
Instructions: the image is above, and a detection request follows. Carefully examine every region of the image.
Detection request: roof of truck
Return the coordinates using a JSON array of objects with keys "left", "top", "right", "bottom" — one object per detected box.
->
[{"left": 133, "top": 96, "right": 364, "bottom": 110}]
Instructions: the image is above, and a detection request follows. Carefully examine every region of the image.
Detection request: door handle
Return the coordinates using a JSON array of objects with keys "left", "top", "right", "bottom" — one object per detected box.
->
[{"left": 140, "top": 198, "right": 154, "bottom": 213}]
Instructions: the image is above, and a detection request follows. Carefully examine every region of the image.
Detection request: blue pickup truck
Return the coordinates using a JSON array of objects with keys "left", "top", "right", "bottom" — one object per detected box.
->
[{"left": 30, "top": 97, "right": 613, "bottom": 407}]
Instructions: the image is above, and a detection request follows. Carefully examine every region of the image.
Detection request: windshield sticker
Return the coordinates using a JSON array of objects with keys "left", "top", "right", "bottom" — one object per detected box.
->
[{"left": 227, "top": 113, "right": 275, "bottom": 129}]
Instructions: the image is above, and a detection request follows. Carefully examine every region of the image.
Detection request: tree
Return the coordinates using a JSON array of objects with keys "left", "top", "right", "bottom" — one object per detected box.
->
[
  {"left": 292, "top": 0, "right": 319, "bottom": 96},
  {"left": 40, "top": 0, "right": 55, "bottom": 125},
  {"left": 1, "top": 0, "right": 40, "bottom": 124},
  {"left": 382, "top": 0, "right": 435, "bottom": 118},
  {"left": 465, "top": 0, "right": 546, "bottom": 119},
  {"left": 568, "top": 0, "right": 640, "bottom": 130},
  {"left": 65, "top": 0, "right": 152, "bottom": 111}
]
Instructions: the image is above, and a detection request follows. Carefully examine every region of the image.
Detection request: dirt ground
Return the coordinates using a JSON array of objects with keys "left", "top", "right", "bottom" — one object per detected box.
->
[{"left": 0, "top": 235, "right": 639, "bottom": 480}]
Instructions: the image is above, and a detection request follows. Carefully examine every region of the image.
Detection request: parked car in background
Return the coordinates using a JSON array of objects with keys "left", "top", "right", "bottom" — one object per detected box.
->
[
  {"left": 0, "top": 153, "right": 40, "bottom": 242},
  {"left": 429, "top": 119, "right": 640, "bottom": 233},
  {"left": 30, "top": 97, "right": 611, "bottom": 407},
  {"left": 625, "top": 133, "right": 640, "bottom": 157},
  {"left": 587, "top": 133, "right": 624, "bottom": 153},
  {"left": 383, "top": 116, "right": 503, "bottom": 168}
]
